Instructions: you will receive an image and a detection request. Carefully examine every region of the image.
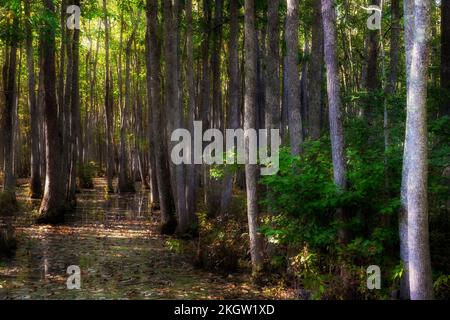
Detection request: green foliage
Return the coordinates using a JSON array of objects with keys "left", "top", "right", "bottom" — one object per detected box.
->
[
  {"left": 260, "top": 138, "right": 401, "bottom": 298},
  {"left": 195, "top": 194, "right": 249, "bottom": 273}
]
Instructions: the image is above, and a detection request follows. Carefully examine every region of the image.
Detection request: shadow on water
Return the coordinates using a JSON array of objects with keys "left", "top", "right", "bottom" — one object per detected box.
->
[{"left": 0, "top": 179, "right": 273, "bottom": 300}]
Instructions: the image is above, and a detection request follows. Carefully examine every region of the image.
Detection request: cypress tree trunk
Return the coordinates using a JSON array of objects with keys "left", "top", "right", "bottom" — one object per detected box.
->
[
  {"left": 285, "top": 0, "right": 303, "bottom": 156},
  {"left": 244, "top": 0, "right": 264, "bottom": 278},
  {"left": 186, "top": 0, "right": 198, "bottom": 225},
  {"left": 38, "top": 0, "right": 66, "bottom": 224},
  {"left": 400, "top": 0, "right": 415, "bottom": 300},
  {"left": 308, "top": 0, "right": 324, "bottom": 140},
  {"left": 406, "top": 0, "right": 434, "bottom": 300},
  {"left": 220, "top": 0, "right": 241, "bottom": 214},
  {"left": 321, "top": 0, "right": 349, "bottom": 293},
  {"left": 2, "top": 19, "right": 18, "bottom": 196},
  {"left": 146, "top": 0, "right": 177, "bottom": 234},
  {"left": 25, "top": 0, "right": 42, "bottom": 199},
  {"left": 103, "top": 0, "right": 114, "bottom": 193}
]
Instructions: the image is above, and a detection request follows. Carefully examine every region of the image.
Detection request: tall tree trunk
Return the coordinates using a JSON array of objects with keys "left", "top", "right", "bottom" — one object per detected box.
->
[
  {"left": 62, "top": 19, "right": 73, "bottom": 200},
  {"left": 308, "top": 0, "right": 324, "bottom": 140},
  {"left": 285, "top": 0, "right": 303, "bottom": 156},
  {"left": 220, "top": 0, "right": 241, "bottom": 214},
  {"left": 2, "top": 17, "right": 18, "bottom": 196},
  {"left": 265, "top": 0, "right": 280, "bottom": 133},
  {"left": 400, "top": 0, "right": 415, "bottom": 300},
  {"left": 118, "top": 12, "right": 140, "bottom": 194},
  {"left": 146, "top": 0, "right": 177, "bottom": 234},
  {"left": 25, "top": 0, "right": 42, "bottom": 199},
  {"left": 388, "top": 0, "right": 400, "bottom": 96},
  {"left": 441, "top": 0, "right": 450, "bottom": 116},
  {"left": 103, "top": 0, "right": 114, "bottom": 193},
  {"left": 68, "top": 1, "right": 81, "bottom": 203},
  {"left": 38, "top": 0, "right": 66, "bottom": 224},
  {"left": 363, "top": 0, "right": 381, "bottom": 123},
  {"left": 406, "top": 0, "right": 433, "bottom": 300},
  {"left": 186, "top": 0, "right": 198, "bottom": 224},
  {"left": 322, "top": 0, "right": 349, "bottom": 291},
  {"left": 244, "top": 0, "right": 264, "bottom": 278}
]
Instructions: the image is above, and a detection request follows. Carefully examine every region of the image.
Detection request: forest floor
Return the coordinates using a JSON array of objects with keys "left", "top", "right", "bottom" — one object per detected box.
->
[{"left": 0, "top": 178, "right": 292, "bottom": 300}]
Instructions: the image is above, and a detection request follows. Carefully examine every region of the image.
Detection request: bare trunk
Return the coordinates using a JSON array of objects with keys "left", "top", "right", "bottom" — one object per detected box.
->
[
  {"left": 322, "top": 0, "right": 349, "bottom": 292},
  {"left": 285, "top": 0, "right": 303, "bottom": 156},
  {"left": 221, "top": 0, "right": 241, "bottom": 214},
  {"left": 146, "top": 0, "right": 177, "bottom": 234},
  {"left": 25, "top": 0, "right": 42, "bottom": 199},
  {"left": 244, "top": 0, "right": 264, "bottom": 278},
  {"left": 400, "top": 0, "right": 415, "bottom": 300},
  {"left": 69, "top": 3, "right": 81, "bottom": 203},
  {"left": 103, "top": 0, "right": 114, "bottom": 193},
  {"left": 118, "top": 12, "right": 140, "bottom": 194},
  {"left": 308, "top": 0, "right": 324, "bottom": 140},
  {"left": 2, "top": 24, "right": 18, "bottom": 195},
  {"left": 38, "top": 0, "right": 66, "bottom": 224},
  {"left": 406, "top": 0, "right": 433, "bottom": 300},
  {"left": 185, "top": 0, "right": 198, "bottom": 225}
]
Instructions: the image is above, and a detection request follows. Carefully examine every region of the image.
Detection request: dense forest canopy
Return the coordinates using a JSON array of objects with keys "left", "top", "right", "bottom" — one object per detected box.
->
[{"left": 0, "top": 0, "right": 449, "bottom": 300}]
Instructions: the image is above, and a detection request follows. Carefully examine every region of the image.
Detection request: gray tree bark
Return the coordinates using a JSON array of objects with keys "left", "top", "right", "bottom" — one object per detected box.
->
[
  {"left": 146, "top": 0, "right": 177, "bottom": 234},
  {"left": 265, "top": 0, "right": 280, "bottom": 133},
  {"left": 308, "top": 0, "right": 324, "bottom": 140},
  {"left": 163, "top": 0, "right": 188, "bottom": 234},
  {"left": 405, "top": 0, "right": 434, "bottom": 300},
  {"left": 118, "top": 11, "right": 140, "bottom": 194},
  {"left": 68, "top": 0, "right": 81, "bottom": 203},
  {"left": 25, "top": 0, "right": 42, "bottom": 199},
  {"left": 400, "top": 0, "right": 415, "bottom": 300},
  {"left": 38, "top": 0, "right": 66, "bottom": 223},
  {"left": 186, "top": 0, "right": 198, "bottom": 225},
  {"left": 244, "top": 0, "right": 264, "bottom": 278},
  {"left": 321, "top": 0, "right": 348, "bottom": 255},
  {"left": 2, "top": 19, "right": 18, "bottom": 195},
  {"left": 285, "top": 0, "right": 303, "bottom": 155},
  {"left": 103, "top": 0, "right": 114, "bottom": 193},
  {"left": 220, "top": 0, "right": 241, "bottom": 214}
]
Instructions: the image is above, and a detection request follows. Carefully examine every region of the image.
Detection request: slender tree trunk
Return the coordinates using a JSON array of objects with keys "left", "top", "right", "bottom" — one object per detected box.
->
[
  {"left": 62, "top": 20, "right": 73, "bottom": 199},
  {"left": 285, "top": 0, "right": 303, "bottom": 156},
  {"left": 162, "top": 0, "right": 186, "bottom": 234},
  {"left": 265, "top": 0, "right": 280, "bottom": 133},
  {"left": 322, "top": 0, "right": 349, "bottom": 293},
  {"left": 363, "top": 0, "right": 381, "bottom": 124},
  {"left": 400, "top": 0, "right": 415, "bottom": 300},
  {"left": 220, "top": 0, "right": 241, "bottom": 214},
  {"left": 2, "top": 18, "right": 18, "bottom": 196},
  {"left": 146, "top": 0, "right": 177, "bottom": 234},
  {"left": 68, "top": 1, "right": 81, "bottom": 203},
  {"left": 388, "top": 0, "right": 400, "bottom": 96},
  {"left": 244, "top": 0, "right": 264, "bottom": 278},
  {"left": 406, "top": 0, "right": 433, "bottom": 300},
  {"left": 185, "top": 0, "right": 198, "bottom": 225},
  {"left": 118, "top": 12, "right": 140, "bottom": 194},
  {"left": 38, "top": 0, "right": 66, "bottom": 224},
  {"left": 24, "top": 0, "right": 42, "bottom": 199},
  {"left": 308, "top": 0, "right": 324, "bottom": 140},
  {"left": 103, "top": 0, "right": 114, "bottom": 193}
]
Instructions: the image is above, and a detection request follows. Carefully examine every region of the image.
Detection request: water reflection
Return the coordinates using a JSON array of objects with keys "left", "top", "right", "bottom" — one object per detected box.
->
[{"left": 0, "top": 179, "right": 267, "bottom": 300}]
